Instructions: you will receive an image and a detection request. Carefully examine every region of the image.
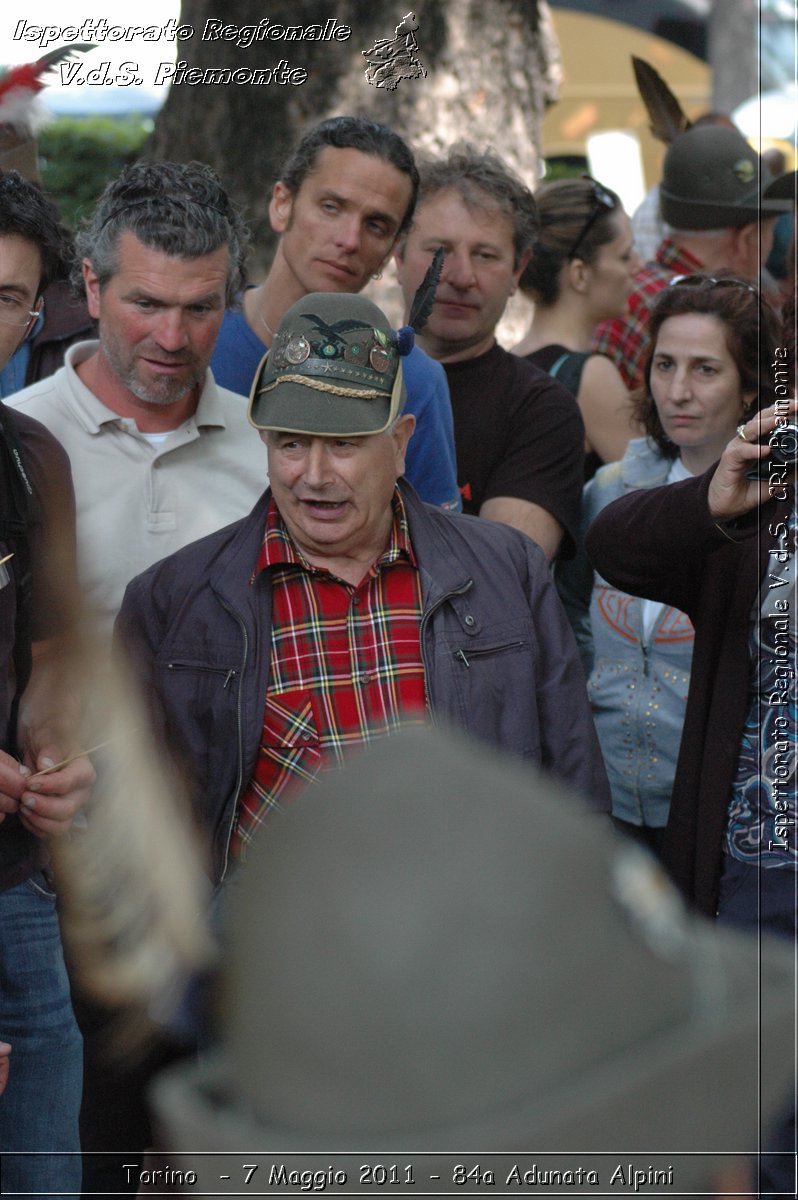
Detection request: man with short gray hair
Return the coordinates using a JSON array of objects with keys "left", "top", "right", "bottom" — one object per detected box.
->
[{"left": 8, "top": 160, "right": 267, "bottom": 638}]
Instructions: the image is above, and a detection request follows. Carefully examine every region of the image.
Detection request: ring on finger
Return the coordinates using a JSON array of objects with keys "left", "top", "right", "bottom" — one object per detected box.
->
[{"left": 737, "top": 423, "right": 749, "bottom": 442}]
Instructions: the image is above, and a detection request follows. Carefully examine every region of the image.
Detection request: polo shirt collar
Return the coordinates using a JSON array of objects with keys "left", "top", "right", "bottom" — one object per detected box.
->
[{"left": 60, "top": 340, "right": 227, "bottom": 433}]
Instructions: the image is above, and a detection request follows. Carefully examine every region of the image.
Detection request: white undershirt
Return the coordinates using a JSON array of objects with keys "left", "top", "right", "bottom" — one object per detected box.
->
[{"left": 137, "top": 430, "right": 173, "bottom": 447}]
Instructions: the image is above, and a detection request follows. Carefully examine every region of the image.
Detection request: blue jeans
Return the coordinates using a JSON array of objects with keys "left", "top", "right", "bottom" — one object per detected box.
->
[{"left": 0, "top": 872, "right": 83, "bottom": 1197}]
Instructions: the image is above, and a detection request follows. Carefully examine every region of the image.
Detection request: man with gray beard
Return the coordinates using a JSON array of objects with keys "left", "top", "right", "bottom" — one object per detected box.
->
[{"left": 7, "top": 161, "right": 267, "bottom": 639}]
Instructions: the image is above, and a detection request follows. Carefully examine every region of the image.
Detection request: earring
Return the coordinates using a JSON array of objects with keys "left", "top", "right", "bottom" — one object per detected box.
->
[{"left": 372, "top": 270, "right": 383, "bottom": 281}]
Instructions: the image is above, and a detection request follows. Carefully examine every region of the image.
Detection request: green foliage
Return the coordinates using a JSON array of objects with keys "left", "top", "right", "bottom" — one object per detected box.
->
[
  {"left": 38, "top": 116, "right": 151, "bottom": 227},
  {"left": 541, "top": 156, "right": 589, "bottom": 181}
]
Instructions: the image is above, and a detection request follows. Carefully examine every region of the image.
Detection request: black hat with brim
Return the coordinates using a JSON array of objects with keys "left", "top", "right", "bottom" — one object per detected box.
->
[{"left": 660, "top": 125, "right": 794, "bottom": 229}]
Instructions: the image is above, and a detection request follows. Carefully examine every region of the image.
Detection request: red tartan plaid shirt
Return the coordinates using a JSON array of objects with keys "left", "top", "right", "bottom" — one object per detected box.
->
[
  {"left": 230, "top": 488, "right": 428, "bottom": 858},
  {"left": 590, "top": 239, "right": 705, "bottom": 390}
]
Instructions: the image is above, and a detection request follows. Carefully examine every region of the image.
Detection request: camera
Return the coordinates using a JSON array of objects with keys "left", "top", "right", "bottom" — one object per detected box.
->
[{"left": 745, "top": 423, "right": 798, "bottom": 482}]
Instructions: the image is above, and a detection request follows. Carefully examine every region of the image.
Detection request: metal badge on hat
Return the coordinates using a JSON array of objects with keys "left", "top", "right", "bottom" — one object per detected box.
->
[
  {"left": 269, "top": 247, "right": 444, "bottom": 373},
  {"left": 732, "top": 158, "right": 755, "bottom": 184},
  {"left": 250, "top": 248, "right": 446, "bottom": 434}
]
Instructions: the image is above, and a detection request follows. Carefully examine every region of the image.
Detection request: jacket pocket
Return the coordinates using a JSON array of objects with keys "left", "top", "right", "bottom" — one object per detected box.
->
[
  {"left": 454, "top": 639, "right": 527, "bottom": 668},
  {"left": 442, "top": 634, "right": 539, "bottom": 758},
  {"left": 167, "top": 660, "right": 238, "bottom": 689},
  {"left": 156, "top": 653, "right": 242, "bottom": 805}
]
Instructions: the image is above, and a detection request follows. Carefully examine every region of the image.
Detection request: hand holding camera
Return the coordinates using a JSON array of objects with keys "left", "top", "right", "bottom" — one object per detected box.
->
[{"left": 708, "top": 400, "right": 797, "bottom": 520}]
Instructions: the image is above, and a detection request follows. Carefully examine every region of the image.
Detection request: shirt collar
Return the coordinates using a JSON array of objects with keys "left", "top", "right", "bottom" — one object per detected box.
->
[
  {"left": 655, "top": 239, "right": 705, "bottom": 273},
  {"left": 60, "top": 341, "right": 226, "bottom": 433},
  {"left": 253, "top": 486, "right": 417, "bottom": 580}
]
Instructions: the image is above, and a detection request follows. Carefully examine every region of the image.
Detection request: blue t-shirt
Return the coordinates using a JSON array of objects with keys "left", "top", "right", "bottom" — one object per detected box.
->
[{"left": 211, "top": 304, "right": 461, "bottom": 511}]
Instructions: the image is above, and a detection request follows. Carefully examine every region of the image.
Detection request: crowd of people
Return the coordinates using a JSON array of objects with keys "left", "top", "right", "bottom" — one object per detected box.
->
[{"left": 0, "top": 100, "right": 795, "bottom": 1198}]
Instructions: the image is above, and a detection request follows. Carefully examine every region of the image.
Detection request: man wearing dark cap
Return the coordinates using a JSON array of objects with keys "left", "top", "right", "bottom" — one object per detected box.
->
[
  {"left": 118, "top": 291, "right": 610, "bottom": 886},
  {"left": 593, "top": 124, "right": 793, "bottom": 390}
]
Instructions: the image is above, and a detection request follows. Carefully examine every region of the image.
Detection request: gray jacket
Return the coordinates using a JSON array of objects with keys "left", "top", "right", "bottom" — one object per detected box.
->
[
  {"left": 557, "top": 439, "right": 694, "bottom": 828},
  {"left": 117, "top": 482, "right": 610, "bottom": 883}
]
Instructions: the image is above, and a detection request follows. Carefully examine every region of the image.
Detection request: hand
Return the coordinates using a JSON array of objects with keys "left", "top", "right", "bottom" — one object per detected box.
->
[
  {"left": 0, "top": 749, "right": 31, "bottom": 824},
  {"left": 18, "top": 746, "right": 95, "bottom": 839},
  {"left": 708, "top": 401, "right": 798, "bottom": 521},
  {"left": 0, "top": 1041, "right": 10, "bottom": 1096}
]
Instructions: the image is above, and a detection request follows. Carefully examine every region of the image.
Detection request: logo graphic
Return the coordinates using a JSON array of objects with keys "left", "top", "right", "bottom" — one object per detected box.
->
[{"left": 363, "top": 12, "right": 426, "bottom": 90}]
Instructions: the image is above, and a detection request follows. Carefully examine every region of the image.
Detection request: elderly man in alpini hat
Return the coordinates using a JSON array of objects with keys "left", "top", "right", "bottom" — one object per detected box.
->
[
  {"left": 592, "top": 123, "right": 794, "bottom": 390},
  {"left": 117, "top": 290, "right": 609, "bottom": 886}
]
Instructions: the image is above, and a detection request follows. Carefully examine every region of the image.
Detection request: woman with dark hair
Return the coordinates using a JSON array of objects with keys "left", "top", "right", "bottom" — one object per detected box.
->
[
  {"left": 558, "top": 275, "right": 778, "bottom": 852},
  {"left": 511, "top": 176, "right": 641, "bottom": 477}
]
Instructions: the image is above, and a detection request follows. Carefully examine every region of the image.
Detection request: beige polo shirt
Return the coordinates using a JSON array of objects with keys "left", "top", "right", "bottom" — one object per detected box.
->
[{"left": 8, "top": 341, "right": 268, "bottom": 639}]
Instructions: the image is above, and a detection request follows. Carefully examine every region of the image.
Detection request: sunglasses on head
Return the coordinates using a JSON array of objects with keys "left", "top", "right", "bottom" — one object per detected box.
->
[
  {"left": 668, "top": 273, "right": 759, "bottom": 297},
  {"left": 567, "top": 177, "right": 617, "bottom": 260}
]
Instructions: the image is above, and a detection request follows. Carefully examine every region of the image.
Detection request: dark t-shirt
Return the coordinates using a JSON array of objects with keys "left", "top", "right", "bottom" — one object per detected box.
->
[
  {"left": 444, "top": 342, "right": 585, "bottom": 556},
  {"left": 525, "top": 344, "right": 601, "bottom": 482},
  {"left": 0, "top": 405, "right": 77, "bottom": 890}
]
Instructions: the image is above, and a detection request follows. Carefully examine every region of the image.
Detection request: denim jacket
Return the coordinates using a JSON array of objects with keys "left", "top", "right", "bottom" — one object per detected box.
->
[{"left": 557, "top": 439, "right": 694, "bottom": 828}]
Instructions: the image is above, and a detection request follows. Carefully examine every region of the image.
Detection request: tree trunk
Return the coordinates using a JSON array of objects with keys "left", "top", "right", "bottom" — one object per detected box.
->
[
  {"left": 708, "top": 0, "right": 758, "bottom": 115},
  {"left": 150, "top": 0, "right": 560, "bottom": 273}
]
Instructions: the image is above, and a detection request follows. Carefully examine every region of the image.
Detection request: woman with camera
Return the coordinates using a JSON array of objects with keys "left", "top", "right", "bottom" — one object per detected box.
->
[
  {"left": 585, "top": 279, "right": 794, "bottom": 1200},
  {"left": 583, "top": 275, "right": 793, "bottom": 923},
  {"left": 559, "top": 275, "right": 780, "bottom": 858}
]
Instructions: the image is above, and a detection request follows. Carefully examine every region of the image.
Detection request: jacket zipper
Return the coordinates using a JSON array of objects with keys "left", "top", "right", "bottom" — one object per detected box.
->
[
  {"left": 419, "top": 579, "right": 473, "bottom": 719},
  {"left": 167, "top": 661, "right": 238, "bottom": 689},
  {"left": 455, "top": 640, "right": 525, "bottom": 668}
]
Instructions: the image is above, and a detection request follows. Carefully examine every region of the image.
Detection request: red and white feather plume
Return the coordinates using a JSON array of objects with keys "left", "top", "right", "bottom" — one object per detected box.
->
[{"left": 0, "top": 45, "right": 94, "bottom": 133}]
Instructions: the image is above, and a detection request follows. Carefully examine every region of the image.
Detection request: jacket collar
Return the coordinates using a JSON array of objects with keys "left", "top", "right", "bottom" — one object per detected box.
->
[
  {"left": 206, "top": 479, "right": 475, "bottom": 618},
  {"left": 399, "top": 480, "right": 474, "bottom": 613},
  {"left": 620, "top": 437, "right": 674, "bottom": 490}
]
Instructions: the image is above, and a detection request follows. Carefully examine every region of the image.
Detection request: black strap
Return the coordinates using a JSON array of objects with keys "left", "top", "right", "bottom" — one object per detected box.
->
[
  {"left": 0, "top": 403, "right": 34, "bottom": 756},
  {"left": 548, "top": 350, "right": 591, "bottom": 397}
]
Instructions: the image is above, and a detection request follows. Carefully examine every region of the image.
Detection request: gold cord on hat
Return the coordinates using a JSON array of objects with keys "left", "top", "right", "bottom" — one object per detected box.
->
[{"left": 257, "top": 374, "right": 385, "bottom": 400}]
